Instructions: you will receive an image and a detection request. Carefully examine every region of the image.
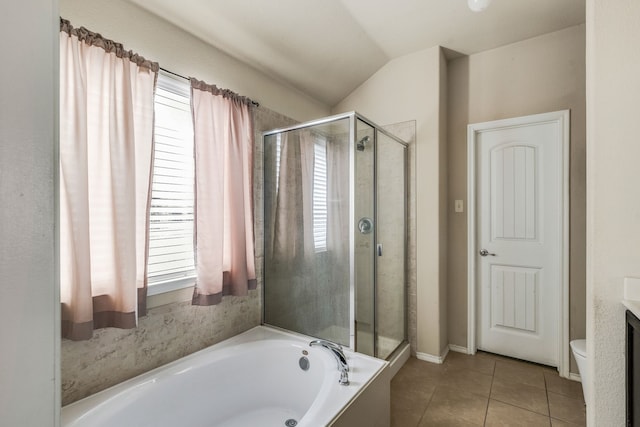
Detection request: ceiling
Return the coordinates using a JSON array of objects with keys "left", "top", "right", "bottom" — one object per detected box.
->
[{"left": 128, "top": 0, "right": 585, "bottom": 107}]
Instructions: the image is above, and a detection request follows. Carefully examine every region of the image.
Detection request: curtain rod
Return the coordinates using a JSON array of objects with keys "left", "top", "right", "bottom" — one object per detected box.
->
[{"left": 160, "top": 67, "right": 260, "bottom": 107}]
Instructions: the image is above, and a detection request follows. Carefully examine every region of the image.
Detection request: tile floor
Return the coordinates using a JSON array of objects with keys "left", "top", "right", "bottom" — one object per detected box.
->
[{"left": 391, "top": 351, "right": 586, "bottom": 426}]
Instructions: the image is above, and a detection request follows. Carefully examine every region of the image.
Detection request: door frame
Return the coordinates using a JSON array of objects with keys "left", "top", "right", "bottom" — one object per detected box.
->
[{"left": 466, "top": 110, "right": 570, "bottom": 377}]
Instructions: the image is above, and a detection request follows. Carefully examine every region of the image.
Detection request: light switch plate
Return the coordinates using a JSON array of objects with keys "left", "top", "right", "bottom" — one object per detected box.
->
[{"left": 455, "top": 200, "right": 464, "bottom": 213}]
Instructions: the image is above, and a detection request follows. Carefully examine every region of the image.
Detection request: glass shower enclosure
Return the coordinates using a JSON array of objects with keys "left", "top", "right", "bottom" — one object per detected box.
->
[{"left": 263, "top": 112, "right": 407, "bottom": 359}]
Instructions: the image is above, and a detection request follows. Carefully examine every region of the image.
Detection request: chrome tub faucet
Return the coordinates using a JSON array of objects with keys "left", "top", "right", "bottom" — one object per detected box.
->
[{"left": 310, "top": 339, "right": 350, "bottom": 385}]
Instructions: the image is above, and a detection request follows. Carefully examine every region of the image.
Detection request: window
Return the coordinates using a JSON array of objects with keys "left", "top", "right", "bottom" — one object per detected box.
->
[
  {"left": 313, "top": 136, "right": 328, "bottom": 252},
  {"left": 147, "top": 72, "right": 196, "bottom": 294}
]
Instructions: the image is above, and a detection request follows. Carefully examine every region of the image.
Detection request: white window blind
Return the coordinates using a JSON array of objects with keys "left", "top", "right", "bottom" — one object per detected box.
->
[
  {"left": 313, "top": 137, "right": 328, "bottom": 252},
  {"left": 148, "top": 72, "right": 196, "bottom": 289},
  {"left": 275, "top": 133, "right": 282, "bottom": 193}
]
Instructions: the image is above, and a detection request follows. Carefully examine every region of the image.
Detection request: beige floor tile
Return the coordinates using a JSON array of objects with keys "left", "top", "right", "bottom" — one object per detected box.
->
[
  {"left": 396, "top": 357, "right": 447, "bottom": 382},
  {"left": 391, "top": 404, "right": 426, "bottom": 427},
  {"left": 391, "top": 374, "right": 435, "bottom": 427},
  {"left": 391, "top": 377, "right": 436, "bottom": 407},
  {"left": 439, "top": 367, "right": 494, "bottom": 397},
  {"left": 548, "top": 392, "right": 586, "bottom": 426},
  {"left": 418, "top": 385, "right": 488, "bottom": 426},
  {"left": 404, "top": 356, "right": 445, "bottom": 369},
  {"left": 543, "top": 370, "right": 584, "bottom": 401},
  {"left": 485, "top": 400, "right": 551, "bottom": 426},
  {"left": 494, "top": 359, "right": 547, "bottom": 390},
  {"left": 491, "top": 377, "right": 549, "bottom": 415},
  {"left": 418, "top": 416, "right": 481, "bottom": 426},
  {"left": 392, "top": 371, "right": 438, "bottom": 396},
  {"left": 444, "top": 351, "right": 496, "bottom": 376},
  {"left": 550, "top": 418, "right": 583, "bottom": 426},
  {"left": 391, "top": 394, "right": 429, "bottom": 427},
  {"left": 391, "top": 353, "right": 585, "bottom": 426}
]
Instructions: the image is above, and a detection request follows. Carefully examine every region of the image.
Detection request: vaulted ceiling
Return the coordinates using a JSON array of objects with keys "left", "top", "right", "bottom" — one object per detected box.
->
[{"left": 128, "top": 0, "right": 585, "bottom": 106}]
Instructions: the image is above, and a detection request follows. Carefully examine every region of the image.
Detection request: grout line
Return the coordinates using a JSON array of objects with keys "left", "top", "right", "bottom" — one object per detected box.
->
[
  {"left": 489, "top": 396, "right": 551, "bottom": 418},
  {"left": 415, "top": 384, "right": 438, "bottom": 427},
  {"left": 483, "top": 366, "right": 496, "bottom": 426},
  {"left": 544, "top": 367, "right": 552, "bottom": 425}
]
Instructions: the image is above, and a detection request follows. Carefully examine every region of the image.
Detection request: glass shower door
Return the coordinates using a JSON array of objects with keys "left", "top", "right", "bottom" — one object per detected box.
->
[
  {"left": 354, "top": 119, "right": 375, "bottom": 356},
  {"left": 263, "top": 117, "right": 351, "bottom": 347},
  {"left": 375, "top": 131, "right": 407, "bottom": 359}
]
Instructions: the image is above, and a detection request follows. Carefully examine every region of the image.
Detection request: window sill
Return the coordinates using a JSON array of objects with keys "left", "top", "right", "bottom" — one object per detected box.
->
[
  {"left": 148, "top": 276, "right": 195, "bottom": 296},
  {"left": 147, "top": 276, "right": 195, "bottom": 310}
]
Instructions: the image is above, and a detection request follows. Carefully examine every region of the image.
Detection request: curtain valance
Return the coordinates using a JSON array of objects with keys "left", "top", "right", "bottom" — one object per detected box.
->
[
  {"left": 60, "top": 18, "right": 159, "bottom": 73},
  {"left": 190, "top": 77, "right": 257, "bottom": 107}
]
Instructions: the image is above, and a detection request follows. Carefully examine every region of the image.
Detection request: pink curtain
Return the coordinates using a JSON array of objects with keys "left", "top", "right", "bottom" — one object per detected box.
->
[
  {"left": 190, "top": 78, "right": 256, "bottom": 305},
  {"left": 59, "top": 20, "right": 158, "bottom": 340}
]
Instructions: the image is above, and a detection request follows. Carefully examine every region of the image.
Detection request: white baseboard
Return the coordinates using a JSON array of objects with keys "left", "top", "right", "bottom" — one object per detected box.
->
[
  {"left": 448, "top": 344, "right": 468, "bottom": 354},
  {"left": 416, "top": 352, "right": 443, "bottom": 364},
  {"left": 441, "top": 345, "right": 449, "bottom": 362},
  {"left": 568, "top": 372, "right": 582, "bottom": 382},
  {"left": 416, "top": 345, "right": 449, "bottom": 364}
]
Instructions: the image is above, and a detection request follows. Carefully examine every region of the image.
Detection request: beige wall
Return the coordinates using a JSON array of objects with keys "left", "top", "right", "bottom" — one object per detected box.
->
[
  {"left": 446, "top": 25, "right": 586, "bottom": 373},
  {"left": 0, "top": 0, "right": 59, "bottom": 425},
  {"left": 586, "top": 0, "right": 640, "bottom": 424},
  {"left": 334, "top": 47, "right": 448, "bottom": 358},
  {"left": 59, "top": 0, "right": 330, "bottom": 122}
]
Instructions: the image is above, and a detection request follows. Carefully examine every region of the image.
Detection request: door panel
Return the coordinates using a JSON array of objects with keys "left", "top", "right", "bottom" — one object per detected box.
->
[
  {"left": 477, "top": 119, "right": 561, "bottom": 366},
  {"left": 492, "top": 145, "right": 537, "bottom": 241},
  {"left": 490, "top": 265, "right": 538, "bottom": 332}
]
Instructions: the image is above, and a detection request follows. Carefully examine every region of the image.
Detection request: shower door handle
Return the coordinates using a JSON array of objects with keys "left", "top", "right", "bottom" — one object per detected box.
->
[{"left": 377, "top": 244, "right": 383, "bottom": 257}]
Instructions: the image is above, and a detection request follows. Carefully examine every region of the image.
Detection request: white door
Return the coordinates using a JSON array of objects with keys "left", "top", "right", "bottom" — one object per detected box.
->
[{"left": 475, "top": 113, "right": 566, "bottom": 367}]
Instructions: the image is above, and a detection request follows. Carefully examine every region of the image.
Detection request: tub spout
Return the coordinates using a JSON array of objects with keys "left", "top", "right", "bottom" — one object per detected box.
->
[{"left": 310, "top": 340, "right": 350, "bottom": 385}]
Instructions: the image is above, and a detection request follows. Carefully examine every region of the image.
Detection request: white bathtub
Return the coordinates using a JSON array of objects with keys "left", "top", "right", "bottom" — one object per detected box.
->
[{"left": 61, "top": 326, "right": 388, "bottom": 427}]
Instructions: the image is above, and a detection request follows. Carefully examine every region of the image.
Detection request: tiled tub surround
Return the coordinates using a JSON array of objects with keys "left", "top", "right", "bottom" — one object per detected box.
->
[
  {"left": 61, "top": 294, "right": 259, "bottom": 405},
  {"left": 61, "top": 106, "right": 296, "bottom": 405},
  {"left": 62, "top": 326, "right": 389, "bottom": 427}
]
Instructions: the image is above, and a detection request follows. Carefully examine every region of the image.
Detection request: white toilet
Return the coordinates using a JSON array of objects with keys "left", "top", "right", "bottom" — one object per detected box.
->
[{"left": 570, "top": 339, "right": 588, "bottom": 404}]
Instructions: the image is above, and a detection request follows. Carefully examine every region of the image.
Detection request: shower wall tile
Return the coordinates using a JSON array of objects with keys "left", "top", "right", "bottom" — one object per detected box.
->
[{"left": 61, "top": 105, "right": 296, "bottom": 406}]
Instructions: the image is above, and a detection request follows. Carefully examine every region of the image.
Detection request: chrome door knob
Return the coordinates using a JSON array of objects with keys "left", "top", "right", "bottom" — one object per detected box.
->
[{"left": 479, "top": 249, "right": 496, "bottom": 257}]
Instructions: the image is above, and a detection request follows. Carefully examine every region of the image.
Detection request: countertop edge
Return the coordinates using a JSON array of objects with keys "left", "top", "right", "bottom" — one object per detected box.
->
[{"left": 623, "top": 299, "right": 640, "bottom": 319}]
